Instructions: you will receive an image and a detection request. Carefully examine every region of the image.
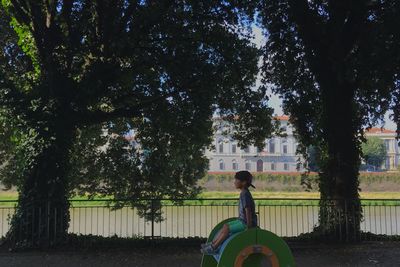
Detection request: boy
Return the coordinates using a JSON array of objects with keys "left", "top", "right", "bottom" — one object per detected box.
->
[{"left": 200, "top": 170, "right": 257, "bottom": 255}]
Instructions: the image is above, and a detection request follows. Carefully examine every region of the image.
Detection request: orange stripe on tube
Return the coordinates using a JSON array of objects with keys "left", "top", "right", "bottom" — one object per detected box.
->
[{"left": 234, "top": 245, "right": 279, "bottom": 267}]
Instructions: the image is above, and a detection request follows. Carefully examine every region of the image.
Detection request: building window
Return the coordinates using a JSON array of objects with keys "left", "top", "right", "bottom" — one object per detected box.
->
[
  {"left": 284, "top": 163, "right": 289, "bottom": 171},
  {"left": 385, "top": 140, "right": 390, "bottom": 151},
  {"left": 271, "top": 163, "right": 276, "bottom": 171},
  {"left": 218, "top": 139, "right": 224, "bottom": 153},
  {"left": 389, "top": 139, "right": 394, "bottom": 152},
  {"left": 232, "top": 160, "right": 238, "bottom": 170},
  {"left": 282, "top": 139, "right": 288, "bottom": 154},
  {"left": 244, "top": 146, "right": 250, "bottom": 153},
  {"left": 245, "top": 160, "right": 251, "bottom": 170},
  {"left": 219, "top": 159, "right": 225, "bottom": 170},
  {"left": 269, "top": 139, "right": 275, "bottom": 154},
  {"left": 257, "top": 159, "right": 263, "bottom": 172},
  {"left": 232, "top": 144, "right": 237, "bottom": 154},
  {"left": 385, "top": 157, "right": 390, "bottom": 169}
]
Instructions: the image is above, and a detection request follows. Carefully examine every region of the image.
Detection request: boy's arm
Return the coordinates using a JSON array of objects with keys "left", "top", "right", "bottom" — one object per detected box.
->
[{"left": 245, "top": 207, "right": 252, "bottom": 229}]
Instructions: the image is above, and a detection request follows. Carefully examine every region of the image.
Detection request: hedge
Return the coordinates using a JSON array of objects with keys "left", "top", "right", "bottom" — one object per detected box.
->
[{"left": 201, "top": 172, "right": 400, "bottom": 188}]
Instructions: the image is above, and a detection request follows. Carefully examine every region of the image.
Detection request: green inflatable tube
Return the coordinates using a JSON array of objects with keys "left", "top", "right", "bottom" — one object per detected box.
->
[{"left": 201, "top": 217, "right": 295, "bottom": 267}]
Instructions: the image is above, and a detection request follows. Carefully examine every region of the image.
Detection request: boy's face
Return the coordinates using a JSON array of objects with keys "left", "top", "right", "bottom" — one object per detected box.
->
[{"left": 234, "top": 178, "right": 246, "bottom": 189}]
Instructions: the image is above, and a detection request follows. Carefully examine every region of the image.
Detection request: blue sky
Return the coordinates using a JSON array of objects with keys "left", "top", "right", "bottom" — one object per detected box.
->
[{"left": 252, "top": 25, "right": 397, "bottom": 130}]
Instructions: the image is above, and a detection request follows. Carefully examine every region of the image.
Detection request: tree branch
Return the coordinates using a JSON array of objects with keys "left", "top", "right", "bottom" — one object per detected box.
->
[
  {"left": 9, "top": 0, "right": 33, "bottom": 28},
  {"left": 44, "top": 0, "right": 56, "bottom": 28},
  {"left": 287, "top": 0, "right": 325, "bottom": 57},
  {"left": 341, "top": 1, "right": 369, "bottom": 58},
  {"left": 119, "top": 1, "right": 138, "bottom": 34},
  {"left": 78, "top": 89, "right": 182, "bottom": 125}
]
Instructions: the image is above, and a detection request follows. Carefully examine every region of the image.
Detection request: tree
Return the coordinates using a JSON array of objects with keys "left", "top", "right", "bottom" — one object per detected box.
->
[
  {"left": 306, "top": 145, "right": 321, "bottom": 172},
  {"left": 258, "top": 0, "right": 400, "bottom": 241},
  {"left": 0, "top": 0, "right": 274, "bottom": 248},
  {"left": 361, "top": 136, "right": 386, "bottom": 170}
]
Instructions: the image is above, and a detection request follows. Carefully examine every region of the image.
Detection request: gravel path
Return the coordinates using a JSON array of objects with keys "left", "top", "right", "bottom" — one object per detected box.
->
[{"left": 0, "top": 242, "right": 399, "bottom": 267}]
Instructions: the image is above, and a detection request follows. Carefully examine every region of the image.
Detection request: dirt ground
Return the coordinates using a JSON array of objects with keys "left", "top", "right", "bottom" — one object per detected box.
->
[{"left": 0, "top": 242, "right": 399, "bottom": 267}]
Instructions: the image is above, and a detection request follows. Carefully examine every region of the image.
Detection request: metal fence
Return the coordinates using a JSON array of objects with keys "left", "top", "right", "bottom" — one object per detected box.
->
[{"left": 0, "top": 198, "right": 399, "bottom": 242}]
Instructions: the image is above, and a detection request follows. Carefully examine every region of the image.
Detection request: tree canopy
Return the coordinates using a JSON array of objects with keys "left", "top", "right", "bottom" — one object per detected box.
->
[
  {"left": 361, "top": 136, "right": 387, "bottom": 170},
  {"left": 258, "top": 0, "right": 400, "bottom": 240},
  {"left": 0, "top": 0, "right": 275, "bottom": 247}
]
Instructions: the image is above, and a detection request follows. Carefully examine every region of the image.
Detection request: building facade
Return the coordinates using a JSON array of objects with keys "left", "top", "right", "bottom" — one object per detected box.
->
[
  {"left": 205, "top": 116, "right": 400, "bottom": 172},
  {"left": 205, "top": 115, "right": 305, "bottom": 173},
  {"left": 365, "top": 127, "right": 400, "bottom": 171}
]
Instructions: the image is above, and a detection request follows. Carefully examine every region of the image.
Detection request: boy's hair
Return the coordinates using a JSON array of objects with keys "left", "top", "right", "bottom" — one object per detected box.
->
[{"left": 234, "top": 170, "right": 255, "bottom": 188}]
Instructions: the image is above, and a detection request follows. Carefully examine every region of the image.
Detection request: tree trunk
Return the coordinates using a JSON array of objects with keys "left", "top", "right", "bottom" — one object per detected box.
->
[
  {"left": 317, "top": 79, "right": 362, "bottom": 242},
  {"left": 5, "top": 119, "right": 74, "bottom": 248}
]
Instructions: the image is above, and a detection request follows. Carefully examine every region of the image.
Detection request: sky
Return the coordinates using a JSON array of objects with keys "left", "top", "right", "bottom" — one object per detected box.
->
[{"left": 251, "top": 25, "right": 397, "bottom": 131}]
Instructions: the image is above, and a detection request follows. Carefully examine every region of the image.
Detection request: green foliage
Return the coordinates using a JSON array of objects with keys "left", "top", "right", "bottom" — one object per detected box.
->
[
  {"left": 8, "top": 17, "right": 40, "bottom": 78},
  {"left": 361, "top": 137, "right": 387, "bottom": 170},
  {"left": 306, "top": 145, "right": 320, "bottom": 172},
  {"left": 0, "top": 0, "right": 273, "bottom": 201},
  {"left": 258, "top": 0, "right": 400, "bottom": 239},
  {"left": 0, "top": 0, "right": 275, "bottom": 247}
]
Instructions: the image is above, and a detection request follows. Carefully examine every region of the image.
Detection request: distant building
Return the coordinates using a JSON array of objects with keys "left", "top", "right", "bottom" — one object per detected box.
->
[
  {"left": 365, "top": 127, "right": 399, "bottom": 171},
  {"left": 205, "top": 116, "right": 400, "bottom": 172},
  {"left": 125, "top": 116, "right": 400, "bottom": 172},
  {"left": 205, "top": 115, "right": 305, "bottom": 173}
]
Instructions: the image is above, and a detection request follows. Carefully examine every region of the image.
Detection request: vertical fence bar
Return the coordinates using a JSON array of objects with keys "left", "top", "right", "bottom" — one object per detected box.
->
[
  {"left": 1, "top": 208, "right": 3, "bottom": 238},
  {"left": 344, "top": 200, "right": 348, "bottom": 242},
  {"left": 395, "top": 204, "right": 398, "bottom": 236},
  {"left": 38, "top": 206, "right": 41, "bottom": 243},
  {"left": 151, "top": 199, "right": 155, "bottom": 239},
  {"left": 54, "top": 207, "right": 57, "bottom": 244},
  {"left": 384, "top": 204, "right": 387, "bottom": 237},
  {"left": 47, "top": 200, "right": 50, "bottom": 245},
  {"left": 31, "top": 206, "right": 34, "bottom": 246}
]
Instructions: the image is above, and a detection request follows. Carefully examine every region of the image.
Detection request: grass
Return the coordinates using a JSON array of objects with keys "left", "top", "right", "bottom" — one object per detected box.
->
[{"left": 1, "top": 191, "right": 399, "bottom": 206}]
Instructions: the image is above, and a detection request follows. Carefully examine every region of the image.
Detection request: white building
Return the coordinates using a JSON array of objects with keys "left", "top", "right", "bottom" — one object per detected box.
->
[
  {"left": 205, "top": 115, "right": 305, "bottom": 173},
  {"left": 365, "top": 127, "right": 400, "bottom": 171},
  {"left": 205, "top": 116, "right": 400, "bottom": 172}
]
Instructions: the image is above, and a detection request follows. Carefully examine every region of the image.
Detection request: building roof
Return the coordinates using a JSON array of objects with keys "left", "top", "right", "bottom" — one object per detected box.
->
[
  {"left": 365, "top": 127, "right": 396, "bottom": 134},
  {"left": 275, "top": 115, "right": 289, "bottom": 121},
  {"left": 124, "top": 135, "right": 136, "bottom": 141},
  {"left": 213, "top": 114, "right": 290, "bottom": 121}
]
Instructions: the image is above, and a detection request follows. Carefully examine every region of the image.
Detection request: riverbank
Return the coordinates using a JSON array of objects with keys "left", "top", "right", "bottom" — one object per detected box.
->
[
  {"left": 199, "top": 172, "right": 400, "bottom": 192},
  {"left": 199, "top": 191, "right": 400, "bottom": 199},
  {"left": 2, "top": 191, "right": 400, "bottom": 199}
]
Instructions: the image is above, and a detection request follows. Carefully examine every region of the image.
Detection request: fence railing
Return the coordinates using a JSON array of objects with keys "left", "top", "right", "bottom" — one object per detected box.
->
[{"left": 0, "top": 198, "right": 399, "bottom": 243}]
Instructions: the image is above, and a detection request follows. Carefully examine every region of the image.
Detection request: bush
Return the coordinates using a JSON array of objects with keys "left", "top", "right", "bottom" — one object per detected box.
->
[{"left": 202, "top": 172, "right": 400, "bottom": 191}]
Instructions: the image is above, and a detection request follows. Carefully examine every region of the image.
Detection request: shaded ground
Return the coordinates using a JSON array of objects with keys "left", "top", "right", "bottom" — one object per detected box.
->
[{"left": 0, "top": 242, "right": 399, "bottom": 267}]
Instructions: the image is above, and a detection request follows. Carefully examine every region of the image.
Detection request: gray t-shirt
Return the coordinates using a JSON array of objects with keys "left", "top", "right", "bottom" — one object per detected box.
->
[{"left": 238, "top": 188, "right": 257, "bottom": 227}]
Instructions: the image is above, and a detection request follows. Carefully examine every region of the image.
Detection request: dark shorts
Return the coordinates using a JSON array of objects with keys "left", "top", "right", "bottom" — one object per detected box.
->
[{"left": 227, "top": 219, "right": 247, "bottom": 234}]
